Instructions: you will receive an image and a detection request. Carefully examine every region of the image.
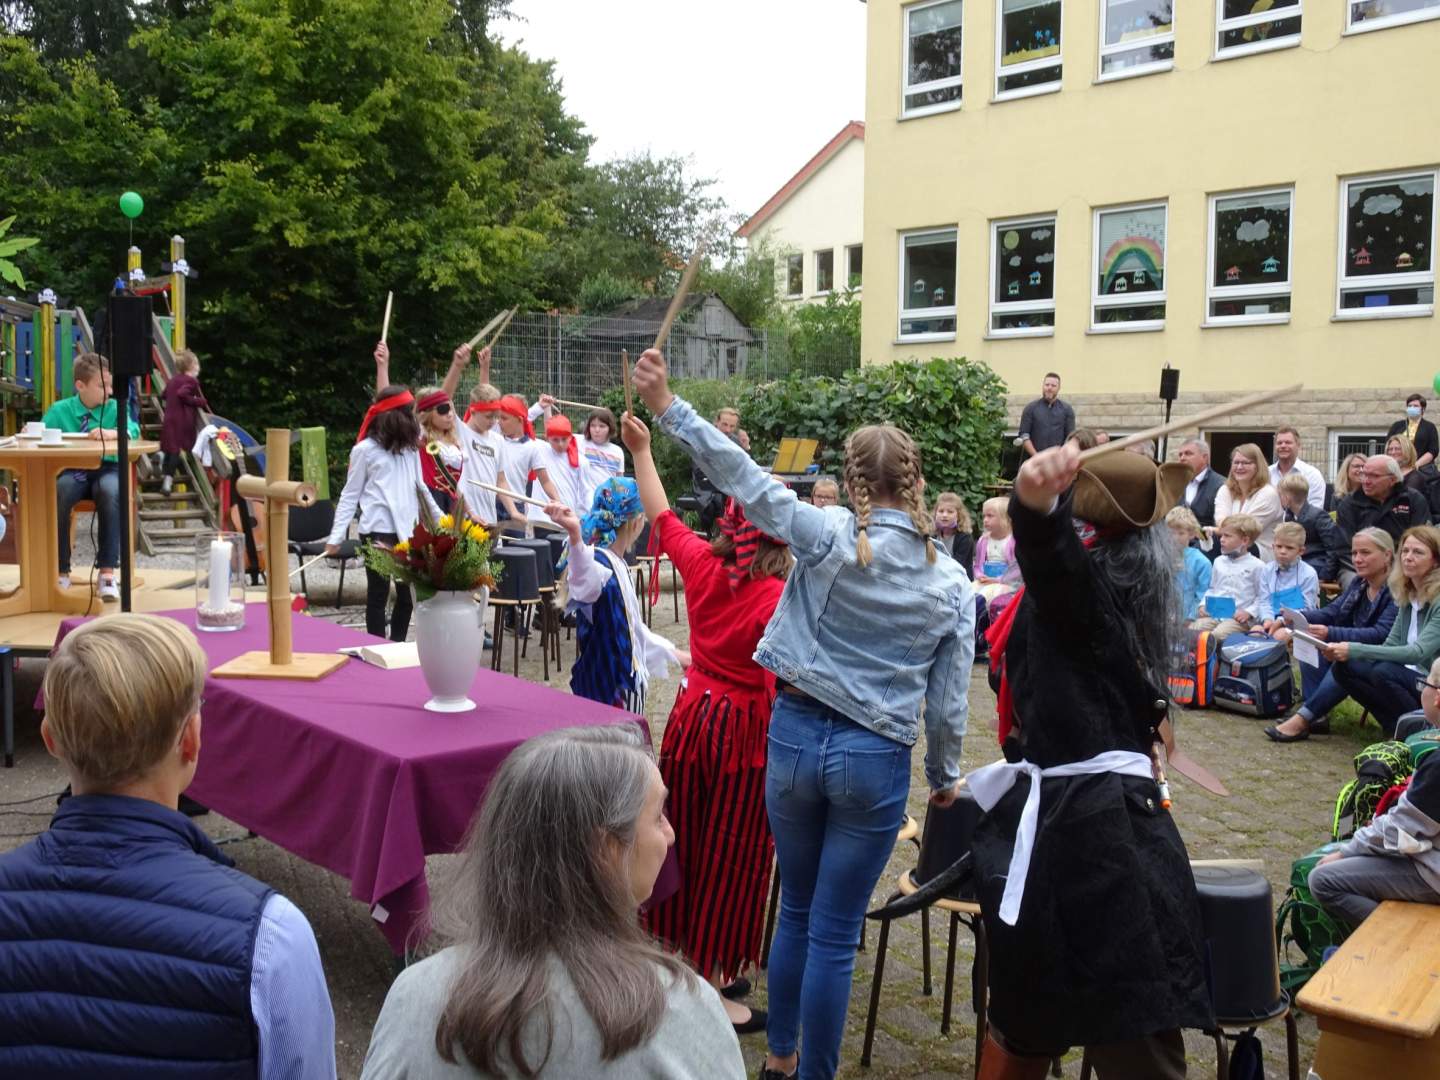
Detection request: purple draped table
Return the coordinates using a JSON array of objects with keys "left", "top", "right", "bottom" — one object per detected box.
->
[{"left": 51, "top": 608, "right": 671, "bottom": 954}]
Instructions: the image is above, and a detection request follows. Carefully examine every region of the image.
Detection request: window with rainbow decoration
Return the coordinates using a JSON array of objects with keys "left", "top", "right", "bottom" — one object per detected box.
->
[{"left": 1092, "top": 202, "right": 1167, "bottom": 330}]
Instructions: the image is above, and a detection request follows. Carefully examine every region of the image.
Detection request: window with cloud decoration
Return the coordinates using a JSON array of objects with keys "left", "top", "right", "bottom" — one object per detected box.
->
[
  {"left": 990, "top": 216, "right": 1056, "bottom": 335},
  {"left": 1206, "top": 189, "right": 1293, "bottom": 324},
  {"left": 1337, "top": 170, "right": 1436, "bottom": 317}
]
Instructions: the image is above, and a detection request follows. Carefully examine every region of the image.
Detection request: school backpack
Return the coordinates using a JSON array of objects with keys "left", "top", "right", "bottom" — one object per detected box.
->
[
  {"left": 1169, "top": 629, "right": 1220, "bottom": 709},
  {"left": 1331, "top": 740, "right": 1413, "bottom": 841},
  {"left": 1212, "top": 634, "right": 1294, "bottom": 718},
  {"left": 1275, "top": 841, "right": 1350, "bottom": 994},
  {"left": 1405, "top": 727, "right": 1440, "bottom": 768}
]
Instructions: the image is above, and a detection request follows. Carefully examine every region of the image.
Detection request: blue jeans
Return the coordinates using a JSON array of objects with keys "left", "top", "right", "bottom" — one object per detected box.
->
[
  {"left": 764, "top": 693, "right": 912, "bottom": 1080},
  {"left": 55, "top": 463, "right": 120, "bottom": 573},
  {"left": 1332, "top": 659, "right": 1422, "bottom": 736},
  {"left": 1298, "top": 656, "right": 1349, "bottom": 723}
]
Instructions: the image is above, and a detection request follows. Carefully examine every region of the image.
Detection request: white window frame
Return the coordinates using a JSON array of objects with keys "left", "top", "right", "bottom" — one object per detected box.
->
[
  {"left": 902, "top": 0, "right": 965, "bottom": 119},
  {"left": 1329, "top": 430, "right": 1390, "bottom": 482},
  {"left": 1097, "top": 0, "right": 1175, "bottom": 82},
  {"left": 1334, "top": 167, "right": 1437, "bottom": 321},
  {"left": 994, "top": 0, "right": 1063, "bottom": 102},
  {"left": 1204, "top": 186, "right": 1294, "bottom": 327},
  {"left": 989, "top": 214, "right": 1057, "bottom": 338},
  {"left": 845, "top": 244, "right": 864, "bottom": 291},
  {"left": 784, "top": 253, "right": 803, "bottom": 299},
  {"left": 1214, "top": 0, "right": 1302, "bottom": 60},
  {"left": 898, "top": 228, "right": 959, "bottom": 342},
  {"left": 814, "top": 249, "right": 835, "bottom": 296},
  {"left": 1346, "top": 0, "right": 1440, "bottom": 35},
  {"left": 1091, "top": 200, "right": 1168, "bottom": 333}
]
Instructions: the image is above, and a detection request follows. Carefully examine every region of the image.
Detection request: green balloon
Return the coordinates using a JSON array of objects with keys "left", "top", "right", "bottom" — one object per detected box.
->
[
  {"left": 1434, "top": 372, "right": 1440, "bottom": 396},
  {"left": 118, "top": 191, "right": 144, "bottom": 219}
]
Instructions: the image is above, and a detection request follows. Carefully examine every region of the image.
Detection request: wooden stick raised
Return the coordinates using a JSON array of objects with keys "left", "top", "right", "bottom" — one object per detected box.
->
[
  {"left": 380, "top": 291, "right": 393, "bottom": 344},
  {"left": 551, "top": 397, "right": 605, "bottom": 412},
  {"left": 621, "top": 349, "right": 633, "bottom": 420},
  {"left": 652, "top": 243, "right": 706, "bottom": 352},
  {"left": 1077, "top": 384, "right": 1304, "bottom": 463},
  {"left": 483, "top": 307, "right": 516, "bottom": 352},
  {"left": 469, "top": 478, "right": 550, "bottom": 510},
  {"left": 466, "top": 309, "right": 508, "bottom": 350}
]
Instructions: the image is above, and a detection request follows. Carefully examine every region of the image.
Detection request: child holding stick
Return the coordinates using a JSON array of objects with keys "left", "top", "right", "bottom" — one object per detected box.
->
[{"left": 623, "top": 414, "right": 790, "bottom": 1035}]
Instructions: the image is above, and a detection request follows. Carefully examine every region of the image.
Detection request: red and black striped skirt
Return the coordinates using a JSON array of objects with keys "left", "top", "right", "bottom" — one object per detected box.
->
[{"left": 643, "top": 665, "right": 774, "bottom": 982}]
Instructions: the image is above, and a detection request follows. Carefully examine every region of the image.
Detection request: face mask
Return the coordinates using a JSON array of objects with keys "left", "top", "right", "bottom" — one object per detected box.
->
[
  {"left": 1224, "top": 547, "right": 1247, "bottom": 560},
  {"left": 1408, "top": 406, "right": 1423, "bottom": 419}
]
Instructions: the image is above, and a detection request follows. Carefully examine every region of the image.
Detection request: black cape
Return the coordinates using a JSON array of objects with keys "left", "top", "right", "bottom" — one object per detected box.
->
[{"left": 971, "top": 492, "right": 1213, "bottom": 1052}]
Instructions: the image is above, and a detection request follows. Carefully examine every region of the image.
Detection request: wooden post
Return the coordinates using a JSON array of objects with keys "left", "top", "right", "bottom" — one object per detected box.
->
[
  {"left": 211, "top": 427, "right": 347, "bottom": 681},
  {"left": 127, "top": 245, "right": 142, "bottom": 280},
  {"left": 170, "top": 235, "right": 187, "bottom": 351},
  {"left": 37, "top": 293, "right": 55, "bottom": 412}
]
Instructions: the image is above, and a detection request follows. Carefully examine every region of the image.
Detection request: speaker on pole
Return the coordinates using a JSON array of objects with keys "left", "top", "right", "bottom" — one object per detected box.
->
[
  {"left": 1158, "top": 365, "right": 1180, "bottom": 462},
  {"left": 105, "top": 293, "right": 153, "bottom": 612}
]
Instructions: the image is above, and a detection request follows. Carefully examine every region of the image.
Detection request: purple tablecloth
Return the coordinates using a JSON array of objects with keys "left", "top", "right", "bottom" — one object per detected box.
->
[{"left": 52, "top": 608, "right": 651, "bottom": 953}]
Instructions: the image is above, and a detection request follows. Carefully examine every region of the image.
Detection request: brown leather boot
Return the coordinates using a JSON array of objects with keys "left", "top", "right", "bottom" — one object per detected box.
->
[{"left": 977, "top": 1032, "right": 1053, "bottom": 1080}]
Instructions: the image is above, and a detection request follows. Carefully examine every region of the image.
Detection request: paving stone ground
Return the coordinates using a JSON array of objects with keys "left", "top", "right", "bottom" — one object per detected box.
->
[{"left": 0, "top": 544, "right": 1378, "bottom": 1078}]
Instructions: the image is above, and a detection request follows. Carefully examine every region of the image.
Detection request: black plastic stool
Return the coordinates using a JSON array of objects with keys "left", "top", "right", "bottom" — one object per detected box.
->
[
  {"left": 489, "top": 547, "right": 539, "bottom": 676},
  {"left": 507, "top": 537, "right": 561, "bottom": 678}
]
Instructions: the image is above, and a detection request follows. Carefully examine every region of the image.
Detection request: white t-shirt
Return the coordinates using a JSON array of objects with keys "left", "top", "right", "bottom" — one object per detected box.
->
[
  {"left": 1410, "top": 600, "right": 1422, "bottom": 647},
  {"left": 502, "top": 438, "right": 549, "bottom": 501},
  {"left": 456, "top": 425, "right": 507, "bottom": 523},
  {"left": 578, "top": 437, "right": 626, "bottom": 511},
  {"left": 527, "top": 443, "right": 587, "bottom": 524}
]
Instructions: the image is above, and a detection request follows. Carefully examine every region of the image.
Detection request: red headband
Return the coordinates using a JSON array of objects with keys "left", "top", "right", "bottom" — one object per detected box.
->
[
  {"left": 357, "top": 390, "right": 415, "bottom": 443},
  {"left": 416, "top": 390, "right": 451, "bottom": 413},
  {"left": 464, "top": 400, "right": 502, "bottom": 422},
  {"left": 498, "top": 396, "right": 534, "bottom": 439},
  {"left": 717, "top": 497, "right": 786, "bottom": 590},
  {"left": 546, "top": 415, "right": 580, "bottom": 468}
]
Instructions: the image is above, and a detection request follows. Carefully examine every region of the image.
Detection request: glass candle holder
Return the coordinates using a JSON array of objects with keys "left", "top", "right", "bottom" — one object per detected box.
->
[{"left": 196, "top": 531, "right": 246, "bottom": 632}]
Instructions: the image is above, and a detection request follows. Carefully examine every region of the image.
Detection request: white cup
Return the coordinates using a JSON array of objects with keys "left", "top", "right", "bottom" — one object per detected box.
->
[
  {"left": 22, "top": 421, "right": 43, "bottom": 436},
  {"left": 40, "top": 428, "right": 63, "bottom": 446}
]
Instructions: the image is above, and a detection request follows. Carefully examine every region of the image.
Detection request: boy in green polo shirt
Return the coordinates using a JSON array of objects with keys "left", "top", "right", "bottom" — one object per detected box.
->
[{"left": 42, "top": 352, "right": 140, "bottom": 599}]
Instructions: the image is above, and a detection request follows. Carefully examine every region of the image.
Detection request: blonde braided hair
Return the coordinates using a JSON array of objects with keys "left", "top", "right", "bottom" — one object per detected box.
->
[{"left": 844, "top": 424, "right": 935, "bottom": 567}]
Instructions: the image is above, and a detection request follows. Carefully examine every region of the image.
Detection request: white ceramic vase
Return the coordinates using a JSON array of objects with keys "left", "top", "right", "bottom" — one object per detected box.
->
[{"left": 415, "top": 588, "right": 488, "bottom": 713}]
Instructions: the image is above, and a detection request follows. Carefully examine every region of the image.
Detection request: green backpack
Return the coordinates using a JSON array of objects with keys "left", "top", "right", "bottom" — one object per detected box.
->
[
  {"left": 1331, "top": 740, "right": 1412, "bottom": 841},
  {"left": 1275, "top": 842, "right": 1350, "bottom": 994}
]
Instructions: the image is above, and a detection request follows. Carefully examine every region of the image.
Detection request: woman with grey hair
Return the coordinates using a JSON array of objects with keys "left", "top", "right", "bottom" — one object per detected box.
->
[{"left": 360, "top": 725, "right": 746, "bottom": 1079}]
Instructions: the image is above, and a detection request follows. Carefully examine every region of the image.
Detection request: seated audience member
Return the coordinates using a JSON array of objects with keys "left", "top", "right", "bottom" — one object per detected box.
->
[
  {"left": 1388, "top": 393, "right": 1440, "bottom": 469},
  {"left": 1093, "top": 429, "right": 1111, "bottom": 445},
  {"left": 1212, "top": 443, "right": 1284, "bottom": 561},
  {"left": 1178, "top": 438, "right": 1225, "bottom": 533},
  {"left": 1388, "top": 435, "right": 1438, "bottom": 515},
  {"left": 1256, "top": 521, "right": 1320, "bottom": 622},
  {"left": 1065, "top": 427, "right": 1099, "bottom": 451},
  {"left": 974, "top": 496, "right": 1022, "bottom": 615},
  {"left": 0, "top": 614, "right": 335, "bottom": 1077},
  {"left": 1309, "top": 705, "right": 1440, "bottom": 926},
  {"left": 360, "top": 725, "right": 745, "bottom": 1080},
  {"left": 932, "top": 491, "right": 975, "bottom": 569},
  {"left": 1125, "top": 438, "right": 1157, "bottom": 459},
  {"left": 1268, "top": 426, "right": 1326, "bottom": 509},
  {"left": 44, "top": 352, "right": 141, "bottom": 598},
  {"left": 1333, "top": 453, "right": 1367, "bottom": 502},
  {"left": 1264, "top": 528, "right": 1398, "bottom": 742},
  {"left": 1166, "top": 506, "right": 1212, "bottom": 621},
  {"left": 810, "top": 477, "right": 839, "bottom": 508},
  {"left": 1190, "top": 514, "right": 1265, "bottom": 642},
  {"left": 1277, "top": 473, "right": 1349, "bottom": 586},
  {"left": 1337, "top": 455, "right": 1430, "bottom": 545},
  {"left": 1326, "top": 526, "right": 1440, "bottom": 737}
]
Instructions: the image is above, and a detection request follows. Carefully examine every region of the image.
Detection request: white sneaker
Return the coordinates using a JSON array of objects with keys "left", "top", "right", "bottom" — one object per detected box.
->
[
  {"left": 161, "top": 475, "right": 173, "bottom": 495},
  {"left": 99, "top": 576, "right": 120, "bottom": 601},
  {"left": 57, "top": 575, "right": 71, "bottom": 590}
]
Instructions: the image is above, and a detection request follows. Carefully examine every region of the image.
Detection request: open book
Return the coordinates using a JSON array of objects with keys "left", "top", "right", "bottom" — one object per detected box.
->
[{"left": 338, "top": 641, "right": 420, "bottom": 670}]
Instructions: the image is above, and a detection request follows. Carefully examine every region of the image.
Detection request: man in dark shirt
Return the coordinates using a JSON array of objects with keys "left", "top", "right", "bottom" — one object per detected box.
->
[
  {"left": 1018, "top": 372, "right": 1075, "bottom": 456},
  {"left": 1337, "top": 454, "right": 1430, "bottom": 544}
]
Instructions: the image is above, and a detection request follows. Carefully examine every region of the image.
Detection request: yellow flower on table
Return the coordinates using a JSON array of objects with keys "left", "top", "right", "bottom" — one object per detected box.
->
[
  {"left": 438, "top": 514, "right": 455, "bottom": 531},
  {"left": 394, "top": 540, "right": 410, "bottom": 555}
]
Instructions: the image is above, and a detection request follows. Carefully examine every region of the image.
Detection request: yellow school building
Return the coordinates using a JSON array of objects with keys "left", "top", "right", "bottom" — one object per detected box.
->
[{"left": 860, "top": 0, "right": 1440, "bottom": 475}]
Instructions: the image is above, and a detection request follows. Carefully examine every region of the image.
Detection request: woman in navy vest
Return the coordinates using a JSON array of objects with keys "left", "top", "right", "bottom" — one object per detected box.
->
[{"left": 0, "top": 614, "right": 334, "bottom": 1079}]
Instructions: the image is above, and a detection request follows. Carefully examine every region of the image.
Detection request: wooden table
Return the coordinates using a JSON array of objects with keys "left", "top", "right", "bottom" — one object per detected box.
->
[
  {"left": 0, "top": 438, "right": 158, "bottom": 618},
  {"left": 1297, "top": 900, "right": 1440, "bottom": 1076}
]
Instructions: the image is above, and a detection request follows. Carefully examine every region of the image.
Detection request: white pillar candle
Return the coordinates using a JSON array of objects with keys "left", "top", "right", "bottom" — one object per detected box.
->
[{"left": 208, "top": 538, "right": 232, "bottom": 610}]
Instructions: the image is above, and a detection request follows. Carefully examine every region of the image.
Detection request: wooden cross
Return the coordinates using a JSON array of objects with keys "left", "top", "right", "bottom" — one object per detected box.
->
[{"left": 212, "top": 428, "right": 347, "bottom": 681}]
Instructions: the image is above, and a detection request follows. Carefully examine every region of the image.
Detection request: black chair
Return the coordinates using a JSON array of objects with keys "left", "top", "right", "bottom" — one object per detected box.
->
[
  {"left": 489, "top": 547, "right": 539, "bottom": 676},
  {"left": 287, "top": 499, "right": 357, "bottom": 607},
  {"left": 506, "top": 537, "right": 561, "bottom": 679},
  {"left": 861, "top": 791, "right": 986, "bottom": 1074}
]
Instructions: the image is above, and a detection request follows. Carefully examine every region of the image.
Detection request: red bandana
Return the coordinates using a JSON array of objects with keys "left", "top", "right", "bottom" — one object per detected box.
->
[
  {"left": 416, "top": 390, "right": 451, "bottom": 413},
  {"left": 545, "top": 414, "right": 580, "bottom": 468},
  {"left": 356, "top": 390, "right": 414, "bottom": 443},
  {"left": 464, "top": 400, "right": 502, "bottom": 422},
  {"left": 498, "top": 396, "right": 534, "bottom": 439},
  {"left": 717, "top": 497, "right": 786, "bottom": 591}
]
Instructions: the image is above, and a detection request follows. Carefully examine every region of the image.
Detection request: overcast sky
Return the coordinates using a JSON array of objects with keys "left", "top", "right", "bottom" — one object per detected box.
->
[{"left": 498, "top": 0, "right": 867, "bottom": 220}]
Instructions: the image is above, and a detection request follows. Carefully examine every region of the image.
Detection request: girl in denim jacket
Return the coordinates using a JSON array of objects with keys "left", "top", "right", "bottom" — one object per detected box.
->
[{"left": 632, "top": 348, "right": 974, "bottom": 1080}]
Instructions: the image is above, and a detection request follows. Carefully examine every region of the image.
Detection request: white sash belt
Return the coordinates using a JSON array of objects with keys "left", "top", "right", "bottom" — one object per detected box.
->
[{"left": 966, "top": 750, "right": 1154, "bottom": 926}]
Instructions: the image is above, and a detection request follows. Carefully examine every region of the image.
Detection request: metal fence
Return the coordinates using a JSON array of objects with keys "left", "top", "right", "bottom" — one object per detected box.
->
[{"left": 420, "top": 310, "right": 859, "bottom": 405}]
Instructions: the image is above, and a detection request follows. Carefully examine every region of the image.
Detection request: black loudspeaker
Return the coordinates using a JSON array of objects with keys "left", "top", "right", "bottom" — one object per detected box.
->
[
  {"left": 105, "top": 294, "right": 153, "bottom": 378},
  {"left": 1159, "top": 365, "right": 1181, "bottom": 402}
]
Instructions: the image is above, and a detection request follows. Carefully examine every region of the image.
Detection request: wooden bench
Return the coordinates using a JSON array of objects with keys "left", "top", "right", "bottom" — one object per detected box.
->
[{"left": 1296, "top": 900, "right": 1440, "bottom": 1076}]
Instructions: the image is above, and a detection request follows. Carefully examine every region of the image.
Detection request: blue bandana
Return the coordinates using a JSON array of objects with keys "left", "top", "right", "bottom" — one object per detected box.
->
[{"left": 580, "top": 477, "right": 643, "bottom": 550}]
